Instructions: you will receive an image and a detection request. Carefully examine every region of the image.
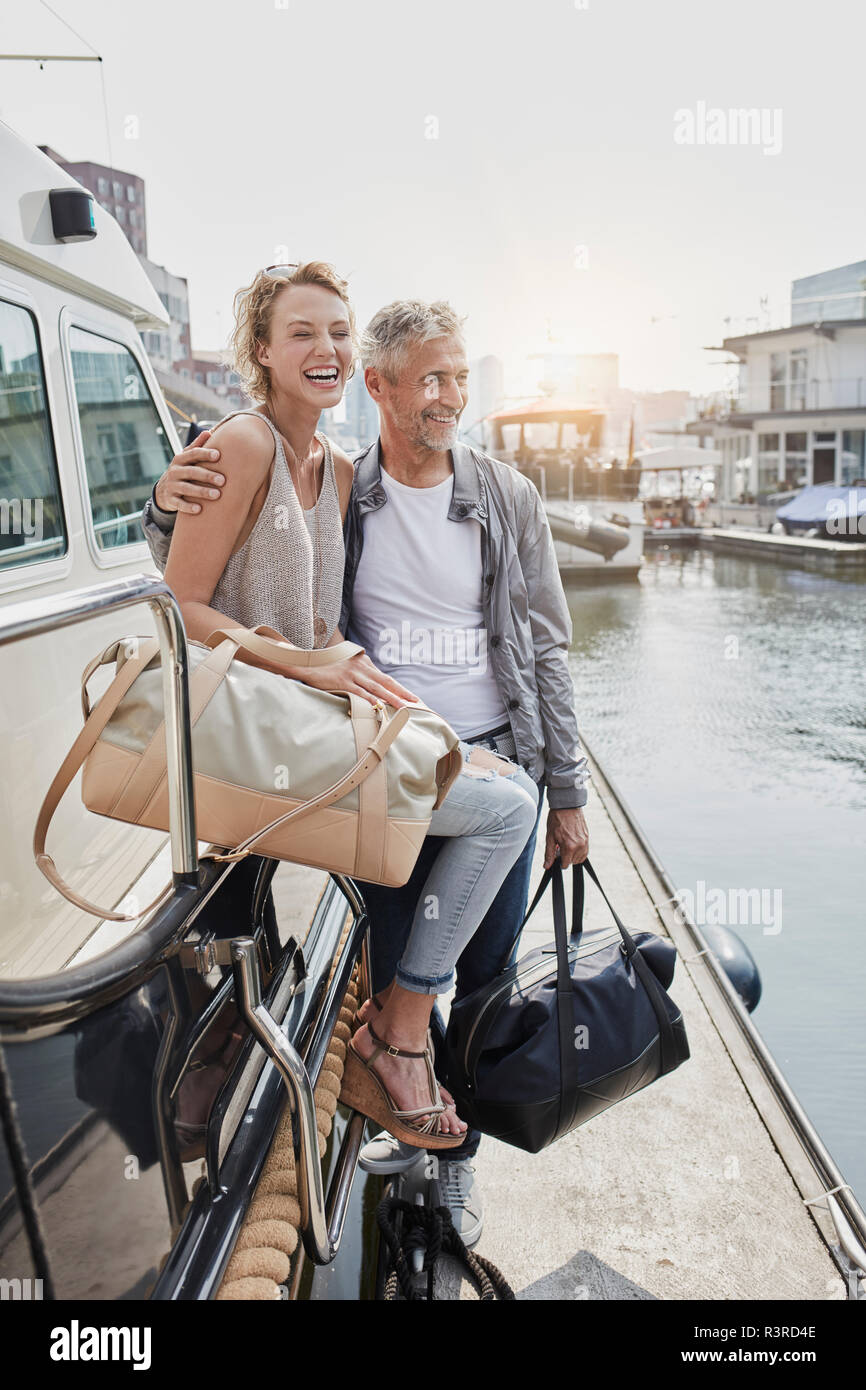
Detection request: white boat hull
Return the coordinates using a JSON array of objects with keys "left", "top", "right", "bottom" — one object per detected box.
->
[{"left": 545, "top": 498, "right": 645, "bottom": 576}]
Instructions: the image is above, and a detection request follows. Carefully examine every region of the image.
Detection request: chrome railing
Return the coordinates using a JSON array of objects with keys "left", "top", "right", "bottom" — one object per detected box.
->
[
  {"left": 228, "top": 873, "right": 369, "bottom": 1266},
  {"left": 0, "top": 573, "right": 197, "bottom": 884}
]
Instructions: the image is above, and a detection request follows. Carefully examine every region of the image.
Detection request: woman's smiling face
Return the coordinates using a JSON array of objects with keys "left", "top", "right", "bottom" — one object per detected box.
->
[{"left": 256, "top": 282, "right": 354, "bottom": 407}]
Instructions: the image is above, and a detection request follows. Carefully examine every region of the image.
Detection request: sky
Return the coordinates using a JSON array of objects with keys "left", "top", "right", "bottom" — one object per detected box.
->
[{"left": 3, "top": 0, "right": 865, "bottom": 399}]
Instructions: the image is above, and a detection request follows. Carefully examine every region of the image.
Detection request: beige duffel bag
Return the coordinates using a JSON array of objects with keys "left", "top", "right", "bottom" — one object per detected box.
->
[{"left": 34, "top": 625, "right": 463, "bottom": 921}]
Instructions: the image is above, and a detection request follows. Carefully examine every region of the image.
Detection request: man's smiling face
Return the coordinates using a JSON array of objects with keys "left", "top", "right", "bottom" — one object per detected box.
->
[{"left": 375, "top": 333, "right": 470, "bottom": 452}]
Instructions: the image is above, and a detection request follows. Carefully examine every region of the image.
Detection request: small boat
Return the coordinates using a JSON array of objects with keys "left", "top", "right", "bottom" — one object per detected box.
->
[
  {"left": 482, "top": 400, "right": 645, "bottom": 579},
  {"left": 776, "top": 483, "right": 866, "bottom": 540}
]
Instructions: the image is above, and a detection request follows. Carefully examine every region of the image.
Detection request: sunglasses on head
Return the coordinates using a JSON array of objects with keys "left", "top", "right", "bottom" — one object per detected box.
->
[{"left": 264, "top": 263, "right": 299, "bottom": 279}]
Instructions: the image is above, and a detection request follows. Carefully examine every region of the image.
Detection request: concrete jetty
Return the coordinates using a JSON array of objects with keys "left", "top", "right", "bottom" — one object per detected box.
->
[
  {"left": 274, "top": 755, "right": 848, "bottom": 1301},
  {"left": 430, "top": 752, "right": 844, "bottom": 1300},
  {"left": 700, "top": 527, "right": 866, "bottom": 572}
]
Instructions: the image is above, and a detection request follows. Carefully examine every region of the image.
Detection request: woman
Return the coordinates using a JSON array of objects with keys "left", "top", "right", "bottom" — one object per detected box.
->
[{"left": 164, "top": 262, "right": 539, "bottom": 1148}]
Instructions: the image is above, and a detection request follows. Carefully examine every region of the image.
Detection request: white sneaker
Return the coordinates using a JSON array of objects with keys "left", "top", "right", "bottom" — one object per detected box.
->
[
  {"left": 434, "top": 1158, "right": 484, "bottom": 1248},
  {"left": 358, "top": 1130, "right": 426, "bottom": 1175}
]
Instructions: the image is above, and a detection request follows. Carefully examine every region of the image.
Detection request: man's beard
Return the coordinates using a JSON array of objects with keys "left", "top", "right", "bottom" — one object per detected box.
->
[{"left": 399, "top": 406, "right": 460, "bottom": 451}]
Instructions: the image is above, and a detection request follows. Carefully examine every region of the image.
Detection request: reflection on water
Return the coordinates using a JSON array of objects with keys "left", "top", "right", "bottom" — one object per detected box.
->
[{"left": 568, "top": 547, "right": 866, "bottom": 1202}]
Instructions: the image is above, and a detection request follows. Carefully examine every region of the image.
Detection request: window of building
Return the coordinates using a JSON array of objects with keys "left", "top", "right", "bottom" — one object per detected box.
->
[
  {"left": 770, "top": 353, "right": 786, "bottom": 411},
  {"left": 97, "top": 177, "right": 108, "bottom": 196},
  {"left": 770, "top": 350, "right": 808, "bottom": 411},
  {"left": 115, "top": 205, "right": 126, "bottom": 223},
  {"left": 841, "top": 430, "right": 865, "bottom": 484},
  {"left": 783, "top": 431, "right": 808, "bottom": 486},
  {"left": 0, "top": 301, "right": 67, "bottom": 570},
  {"left": 68, "top": 327, "right": 173, "bottom": 550},
  {"left": 789, "top": 350, "right": 807, "bottom": 410},
  {"left": 127, "top": 186, "right": 136, "bottom": 202},
  {"left": 757, "top": 432, "right": 781, "bottom": 498},
  {"left": 112, "top": 180, "right": 123, "bottom": 199}
]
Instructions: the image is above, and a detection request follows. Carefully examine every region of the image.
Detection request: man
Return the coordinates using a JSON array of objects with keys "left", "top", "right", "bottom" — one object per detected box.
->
[{"left": 141, "top": 299, "right": 589, "bottom": 1246}]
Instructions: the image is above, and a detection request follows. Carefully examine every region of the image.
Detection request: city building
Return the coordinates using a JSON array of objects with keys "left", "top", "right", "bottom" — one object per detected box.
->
[
  {"left": 319, "top": 370, "right": 380, "bottom": 453},
  {"left": 173, "top": 351, "right": 248, "bottom": 415},
  {"left": 138, "top": 258, "right": 191, "bottom": 373},
  {"left": 689, "top": 260, "right": 866, "bottom": 513},
  {"left": 792, "top": 259, "right": 866, "bottom": 325}
]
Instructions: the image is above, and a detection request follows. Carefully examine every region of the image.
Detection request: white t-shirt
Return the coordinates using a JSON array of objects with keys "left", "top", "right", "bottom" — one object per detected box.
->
[{"left": 347, "top": 465, "right": 509, "bottom": 737}]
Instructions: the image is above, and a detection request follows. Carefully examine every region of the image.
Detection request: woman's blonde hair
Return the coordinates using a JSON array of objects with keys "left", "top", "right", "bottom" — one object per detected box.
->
[{"left": 230, "top": 261, "right": 356, "bottom": 402}]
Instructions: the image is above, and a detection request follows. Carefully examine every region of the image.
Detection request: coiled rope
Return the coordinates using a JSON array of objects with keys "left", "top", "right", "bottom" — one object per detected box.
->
[{"left": 376, "top": 1195, "right": 515, "bottom": 1302}]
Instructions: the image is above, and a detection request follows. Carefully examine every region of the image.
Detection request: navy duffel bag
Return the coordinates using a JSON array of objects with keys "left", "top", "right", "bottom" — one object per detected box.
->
[{"left": 444, "top": 859, "right": 690, "bottom": 1154}]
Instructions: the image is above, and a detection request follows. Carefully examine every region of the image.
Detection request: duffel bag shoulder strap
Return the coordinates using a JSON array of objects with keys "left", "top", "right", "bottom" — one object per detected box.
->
[
  {"left": 207, "top": 698, "right": 411, "bottom": 863},
  {"left": 572, "top": 860, "right": 681, "bottom": 1076},
  {"left": 33, "top": 636, "right": 164, "bottom": 921},
  {"left": 550, "top": 863, "right": 579, "bottom": 1135},
  {"left": 32, "top": 635, "right": 241, "bottom": 922}
]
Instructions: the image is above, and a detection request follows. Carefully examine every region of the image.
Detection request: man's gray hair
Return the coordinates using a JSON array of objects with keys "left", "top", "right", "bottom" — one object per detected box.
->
[{"left": 360, "top": 299, "right": 466, "bottom": 380}]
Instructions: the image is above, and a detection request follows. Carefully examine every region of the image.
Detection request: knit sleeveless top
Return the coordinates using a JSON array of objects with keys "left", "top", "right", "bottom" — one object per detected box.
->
[{"left": 209, "top": 409, "right": 344, "bottom": 649}]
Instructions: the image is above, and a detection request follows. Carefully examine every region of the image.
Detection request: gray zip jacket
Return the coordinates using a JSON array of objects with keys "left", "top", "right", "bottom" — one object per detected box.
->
[{"left": 141, "top": 437, "right": 588, "bottom": 809}]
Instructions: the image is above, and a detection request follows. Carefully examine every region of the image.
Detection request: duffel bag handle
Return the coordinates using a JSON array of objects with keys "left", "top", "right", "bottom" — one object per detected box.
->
[
  {"left": 548, "top": 860, "right": 681, "bottom": 1096},
  {"left": 500, "top": 855, "right": 640, "bottom": 971},
  {"left": 204, "top": 624, "right": 365, "bottom": 670}
]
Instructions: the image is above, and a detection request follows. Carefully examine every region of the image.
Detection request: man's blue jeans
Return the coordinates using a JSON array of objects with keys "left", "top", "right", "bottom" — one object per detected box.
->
[{"left": 357, "top": 775, "right": 545, "bottom": 1161}]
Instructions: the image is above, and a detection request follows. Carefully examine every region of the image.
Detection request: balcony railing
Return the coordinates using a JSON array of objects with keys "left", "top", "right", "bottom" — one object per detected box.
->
[{"left": 733, "top": 378, "right": 866, "bottom": 414}]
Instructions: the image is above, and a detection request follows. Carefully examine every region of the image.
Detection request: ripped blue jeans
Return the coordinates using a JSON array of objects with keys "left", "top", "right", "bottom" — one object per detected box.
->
[{"left": 392, "top": 740, "right": 539, "bottom": 995}]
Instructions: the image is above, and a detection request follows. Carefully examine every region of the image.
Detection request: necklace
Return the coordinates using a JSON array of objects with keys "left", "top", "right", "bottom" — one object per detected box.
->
[
  {"left": 262, "top": 407, "right": 328, "bottom": 645},
  {"left": 311, "top": 476, "right": 327, "bottom": 644}
]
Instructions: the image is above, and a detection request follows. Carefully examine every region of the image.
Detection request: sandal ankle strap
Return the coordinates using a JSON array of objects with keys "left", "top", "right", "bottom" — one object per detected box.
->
[{"left": 367, "top": 1021, "right": 427, "bottom": 1059}]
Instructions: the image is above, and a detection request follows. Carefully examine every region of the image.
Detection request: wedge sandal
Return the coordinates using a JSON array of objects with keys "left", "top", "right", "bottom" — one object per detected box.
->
[{"left": 340, "top": 1022, "right": 465, "bottom": 1151}]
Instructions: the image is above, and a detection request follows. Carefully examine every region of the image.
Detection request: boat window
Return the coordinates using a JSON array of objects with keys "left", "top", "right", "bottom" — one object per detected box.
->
[
  {"left": 499, "top": 423, "right": 522, "bottom": 454},
  {"left": 68, "top": 327, "right": 173, "bottom": 549},
  {"left": 0, "top": 299, "right": 67, "bottom": 571},
  {"left": 524, "top": 423, "right": 558, "bottom": 451}
]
